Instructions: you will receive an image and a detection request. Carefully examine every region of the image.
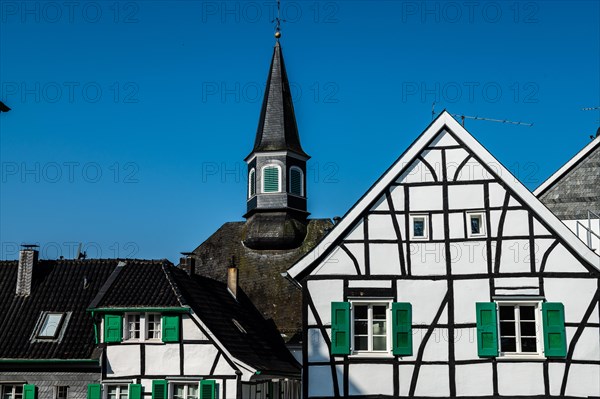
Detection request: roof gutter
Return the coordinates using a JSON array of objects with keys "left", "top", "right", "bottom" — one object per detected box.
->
[{"left": 87, "top": 307, "right": 191, "bottom": 313}]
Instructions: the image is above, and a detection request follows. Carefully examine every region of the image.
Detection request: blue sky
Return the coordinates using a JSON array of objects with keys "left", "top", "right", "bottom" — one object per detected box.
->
[{"left": 0, "top": 0, "right": 598, "bottom": 261}]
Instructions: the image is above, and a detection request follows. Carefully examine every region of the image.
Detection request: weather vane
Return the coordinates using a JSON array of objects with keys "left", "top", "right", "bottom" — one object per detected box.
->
[{"left": 272, "top": 0, "right": 285, "bottom": 39}]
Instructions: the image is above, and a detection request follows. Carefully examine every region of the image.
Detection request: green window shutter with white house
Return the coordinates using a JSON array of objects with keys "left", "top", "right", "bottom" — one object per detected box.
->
[
  {"left": 476, "top": 302, "right": 498, "bottom": 357},
  {"left": 263, "top": 166, "right": 279, "bottom": 192},
  {"left": 129, "top": 384, "right": 142, "bottom": 399},
  {"left": 87, "top": 384, "right": 101, "bottom": 399},
  {"left": 23, "top": 385, "right": 36, "bottom": 399},
  {"left": 199, "top": 380, "right": 216, "bottom": 399},
  {"left": 152, "top": 381, "right": 167, "bottom": 399},
  {"left": 392, "top": 302, "right": 412, "bottom": 356},
  {"left": 330, "top": 302, "right": 351, "bottom": 355},
  {"left": 542, "top": 302, "right": 567, "bottom": 357},
  {"left": 162, "top": 314, "right": 180, "bottom": 342},
  {"left": 104, "top": 314, "right": 122, "bottom": 343}
]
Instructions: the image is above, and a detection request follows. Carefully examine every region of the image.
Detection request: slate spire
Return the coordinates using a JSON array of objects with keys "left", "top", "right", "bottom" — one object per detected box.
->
[{"left": 250, "top": 41, "right": 308, "bottom": 158}]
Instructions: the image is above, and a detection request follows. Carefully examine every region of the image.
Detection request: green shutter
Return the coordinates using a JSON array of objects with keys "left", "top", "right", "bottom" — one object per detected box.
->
[
  {"left": 290, "top": 168, "right": 302, "bottom": 196},
  {"left": 23, "top": 385, "right": 36, "bottom": 399},
  {"left": 152, "top": 380, "right": 167, "bottom": 399},
  {"left": 392, "top": 302, "right": 412, "bottom": 356},
  {"left": 162, "top": 314, "right": 180, "bottom": 342},
  {"left": 263, "top": 167, "right": 279, "bottom": 193},
  {"left": 129, "top": 384, "right": 142, "bottom": 399},
  {"left": 249, "top": 170, "right": 256, "bottom": 197},
  {"left": 87, "top": 384, "right": 101, "bottom": 399},
  {"left": 200, "top": 380, "right": 215, "bottom": 399},
  {"left": 476, "top": 302, "right": 498, "bottom": 357},
  {"left": 331, "top": 302, "right": 350, "bottom": 355},
  {"left": 104, "top": 314, "right": 122, "bottom": 343},
  {"left": 542, "top": 302, "right": 567, "bottom": 357}
]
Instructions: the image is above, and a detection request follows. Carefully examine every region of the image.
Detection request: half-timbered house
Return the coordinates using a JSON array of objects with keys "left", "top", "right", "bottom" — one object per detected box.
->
[{"left": 286, "top": 111, "right": 600, "bottom": 398}]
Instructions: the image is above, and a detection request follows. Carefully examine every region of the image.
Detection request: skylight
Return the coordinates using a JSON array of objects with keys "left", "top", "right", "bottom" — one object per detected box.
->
[{"left": 37, "top": 312, "right": 65, "bottom": 339}]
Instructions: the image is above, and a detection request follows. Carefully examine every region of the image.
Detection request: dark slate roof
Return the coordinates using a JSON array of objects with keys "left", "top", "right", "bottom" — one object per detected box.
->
[
  {"left": 537, "top": 139, "right": 600, "bottom": 219},
  {"left": 91, "top": 260, "right": 183, "bottom": 309},
  {"left": 0, "top": 259, "right": 117, "bottom": 360},
  {"left": 250, "top": 42, "right": 308, "bottom": 158},
  {"left": 191, "top": 218, "right": 332, "bottom": 342},
  {"left": 171, "top": 268, "right": 300, "bottom": 377}
]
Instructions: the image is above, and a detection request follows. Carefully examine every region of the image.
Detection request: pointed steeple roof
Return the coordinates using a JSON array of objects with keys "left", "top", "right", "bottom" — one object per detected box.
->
[{"left": 250, "top": 41, "right": 308, "bottom": 158}]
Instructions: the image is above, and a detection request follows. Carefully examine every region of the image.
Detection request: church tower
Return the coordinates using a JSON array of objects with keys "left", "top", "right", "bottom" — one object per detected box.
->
[{"left": 243, "top": 37, "right": 309, "bottom": 250}]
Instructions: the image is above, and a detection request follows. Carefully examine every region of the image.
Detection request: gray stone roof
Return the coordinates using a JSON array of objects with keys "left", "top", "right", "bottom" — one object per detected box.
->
[
  {"left": 191, "top": 218, "right": 332, "bottom": 342},
  {"left": 250, "top": 42, "right": 308, "bottom": 158},
  {"left": 537, "top": 140, "right": 600, "bottom": 219}
]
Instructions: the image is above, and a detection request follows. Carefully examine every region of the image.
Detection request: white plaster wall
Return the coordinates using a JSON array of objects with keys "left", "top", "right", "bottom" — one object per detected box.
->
[
  {"left": 307, "top": 366, "right": 334, "bottom": 397},
  {"left": 455, "top": 158, "right": 492, "bottom": 182},
  {"left": 564, "top": 364, "right": 600, "bottom": 397},
  {"left": 369, "top": 243, "right": 401, "bottom": 275},
  {"left": 448, "top": 212, "right": 466, "bottom": 239},
  {"left": 388, "top": 185, "right": 405, "bottom": 211},
  {"left": 397, "top": 279, "right": 447, "bottom": 325},
  {"left": 445, "top": 148, "right": 469, "bottom": 182},
  {"left": 431, "top": 213, "right": 445, "bottom": 241},
  {"left": 307, "top": 328, "right": 330, "bottom": 362},
  {"left": 347, "top": 364, "right": 393, "bottom": 396},
  {"left": 313, "top": 247, "right": 358, "bottom": 276},
  {"left": 368, "top": 214, "right": 398, "bottom": 240},
  {"left": 498, "top": 239, "right": 532, "bottom": 273},
  {"left": 430, "top": 129, "right": 459, "bottom": 147},
  {"left": 488, "top": 182, "right": 508, "bottom": 207},
  {"left": 544, "top": 243, "right": 590, "bottom": 273},
  {"left": 345, "top": 220, "right": 364, "bottom": 240},
  {"left": 450, "top": 241, "right": 488, "bottom": 275},
  {"left": 453, "top": 279, "right": 489, "bottom": 324},
  {"left": 497, "top": 362, "right": 544, "bottom": 396},
  {"left": 145, "top": 344, "right": 180, "bottom": 376},
  {"left": 533, "top": 217, "right": 551, "bottom": 235},
  {"left": 183, "top": 344, "right": 219, "bottom": 375},
  {"left": 544, "top": 278, "right": 598, "bottom": 323},
  {"left": 397, "top": 160, "right": 434, "bottom": 184},
  {"left": 409, "top": 185, "right": 443, "bottom": 211},
  {"left": 307, "top": 280, "right": 344, "bottom": 325},
  {"left": 409, "top": 243, "right": 446, "bottom": 276},
  {"left": 571, "top": 326, "right": 600, "bottom": 360},
  {"left": 455, "top": 363, "right": 493, "bottom": 396},
  {"left": 501, "top": 209, "right": 531, "bottom": 236},
  {"left": 369, "top": 195, "right": 389, "bottom": 212},
  {"left": 453, "top": 327, "right": 479, "bottom": 361},
  {"left": 182, "top": 314, "right": 207, "bottom": 340},
  {"left": 214, "top": 355, "right": 236, "bottom": 375},
  {"left": 547, "top": 362, "right": 565, "bottom": 396},
  {"left": 225, "top": 379, "right": 237, "bottom": 399},
  {"left": 422, "top": 149, "right": 443, "bottom": 180},
  {"left": 397, "top": 364, "right": 414, "bottom": 397},
  {"left": 448, "top": 184, "right": 484, "bottom": 210},
  {"left": 420, "top": 330, "right": 449, "bottom": 362},
  {"left": 347, "top": 280, "right": 392, "bottom": 288},
  {"left": 413, "top": 365, "right": 449, "bottom": 397},
  {"left": 105, "top": 345, "right": 141, "bottom": 376}
]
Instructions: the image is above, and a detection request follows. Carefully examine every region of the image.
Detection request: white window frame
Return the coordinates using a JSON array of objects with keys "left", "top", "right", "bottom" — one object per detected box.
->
[
  {"left": 145, "top": 313, "right": 162, "bottom": 341},
  {"left": 170, "top": 383, "right": 199, "bottom": 399},
  {"left": 105, "top": 385, "right": 128, "bottom": 399},
  {"left": 409, "top": 214, "right": 429, "bottom": 240},
  {"left": 124, "top": 313, "right": 141, "bottom": 341},
  {"left": 261, "top": 164, "right": 282, "bottom": 193},
  {"left": 55, "top": 386, "right": 69, "bottom": 399},
  {"left": 37, "top": 312, "right": 65, "bottom": 339},
  {"left": 289, "top": 166, "right": 304, "bottom": 197},
  {"left": 496, "top": 300, "right": 543, "bottom": 358},
  {"left": 2, "top": 385, "right": 23, "bottom": 399},
  {"left": 349, "top": 299, "right": 392, "bottom": 356},
  {"left": 248, "top": 168, "right": 256, "bottom": 198},
  {"left": 466, "top": 211, "right": 486, "bottom": 237}
]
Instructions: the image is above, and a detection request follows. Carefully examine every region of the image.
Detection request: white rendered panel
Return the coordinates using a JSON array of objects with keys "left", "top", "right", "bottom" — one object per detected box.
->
[
  {"left": 370, "top": 243, "right": 401, "bottom": 275},
  {"left": 105, "top": 345, "right": 141, "bottom": 376},
  {"left": 448, "top": 184, "right": 484, "bottom": 210},
  {"left": 497, "top": 362, "right": 544, "bottom": 396},
  {"left": 145, "top": 344, "right": 180, "bottom": 376},
  {"left": 307, "top": 280, "right": 344, "bottom": 325},
  {"left": 448, "top": 212, "right": 466, "bottom": 239},
  {"left": 409, "top": 185, "right": 443, "bottom": 211},
  {"left": 455, "top": 363, "right": 493, "bottom": 396},
  {"left": 564, "top": 364, "right": 600, "bottom": 397},
  {"left": 184, "top": 344, "right": 219, "bottom": 375},
  {"left": 453, "top": 327, "right": 479, "bottom": 361},
  {"left": 544, "top": 278, "right": 598, "bottom": 323},
  {"left": 314, "top": 247, "right": 358, "bottom": 276},
  {"left": 307, "top": 328, "right": 330, "bottom": 363},
  {"left": 397, "top": 364, "right": 414, "bottom": 397},
  {"left": 501, "top": 209, "right": 530, "bottom": 236},
  {"left": 445, "top": 148, "right": 469, "bottom": 182},
  {"left": 498, "top": 239, "right": 532, "bottom": 274},
  {"left": 182, "top": 314, "right": 207, "bottom": 340},
  {"left": 454, "top": 279, "right": 489, "bottom": 324},
  {"left": 450, "top": 241, "right": 488, "bottom": 275},
  {"left": 410, "top": 243, "right": 446, "bottom": 276},
  {"left": 414, "top": 365, "right": 449, "bottom": 397},
  {"left": 368, "top": 214, "right": 398, "bottom": 240},
  {"left": 347, "top": 280, "right": 392, "bottom": 288},
  {"left": 548, "top": 363, "right": 565, "bottom": 396},
  {"left": 431, "top": 213, "right": 445, "bottom": 240},
  {"left": 308, "top": 366, "right": 334, "bottom": 397},
  {"left": 429, "top": 129, "right": 459, "bottom": 147},
  {"left": 397, "top": 279, "right": 447, "bottom": 324},
  {"left": 348, "top": 364, "right": 393, "bottom": 396},
  {"left": 389, "top": 185, "right": 404, "bottom": 211},
  {"left": 421, "top": 149, "right": 443, "bottom": 181},
  {"left": 543, "top": 244, "right": 590, "bottom": 273}
]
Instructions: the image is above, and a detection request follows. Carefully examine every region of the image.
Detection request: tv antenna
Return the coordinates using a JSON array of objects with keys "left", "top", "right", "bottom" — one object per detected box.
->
[
  {"left": 451, "top": 114, "right": 534, "bottom": 128},
  {"left": 581, "top": 107, "right": 600, "bottom": 139}
]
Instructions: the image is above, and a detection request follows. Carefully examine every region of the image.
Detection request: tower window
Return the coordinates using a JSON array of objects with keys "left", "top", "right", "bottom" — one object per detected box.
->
[
  {"left": 289, "top": 167, "right": 304, "bottom": 197},
  {"left": 248, "top": 168, "right": 256, "bottom": 198},
  {"left": 262, "top": 165, "right": 281, "bottom": 193}
]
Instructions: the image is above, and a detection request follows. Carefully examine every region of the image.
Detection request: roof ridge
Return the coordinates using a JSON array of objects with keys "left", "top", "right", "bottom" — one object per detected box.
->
[{"left": 161, "top": 262, "right": 188, "bottom": 308}]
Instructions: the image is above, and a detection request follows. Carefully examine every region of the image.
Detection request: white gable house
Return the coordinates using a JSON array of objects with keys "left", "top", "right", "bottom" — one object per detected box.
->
[{"left": 286, "top": 111, "right": 600, "bottom": 398}]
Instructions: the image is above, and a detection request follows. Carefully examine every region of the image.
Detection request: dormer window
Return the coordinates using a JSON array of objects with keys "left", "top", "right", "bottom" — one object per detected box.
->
[
  {"left": 36, "top": 312, "right": 66, "bottom": 339},
  {"left": 262, "top": 165, "right": 281, "bottom": 193},
  {"left": 289, "top": 166, "right": 304, "bottom": 197},
  {"left": 248, "top": 168, "right": 256, "bottom": 198}
]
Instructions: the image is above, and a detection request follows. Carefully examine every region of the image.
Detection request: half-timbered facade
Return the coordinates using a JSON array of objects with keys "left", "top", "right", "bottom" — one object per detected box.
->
[{"left": 286, "top": 111, "right": 600, "bottom": 398}]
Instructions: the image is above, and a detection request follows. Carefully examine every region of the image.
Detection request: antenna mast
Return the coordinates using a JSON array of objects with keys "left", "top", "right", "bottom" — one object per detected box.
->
[{"left": 451, "top": 114, "right": 534, "bottom": 128}]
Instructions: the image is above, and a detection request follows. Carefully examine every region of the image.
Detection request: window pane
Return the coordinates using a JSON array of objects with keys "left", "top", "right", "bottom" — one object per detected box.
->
[
  {"left": 372, "top": 320, "right": 386, "bottom": 335},
  {"left": 413, "top": 219, "right": 425, "bottom": 237},
  {"left": 499, "top": 306, "right": 514, "bottom": 321},
  {"left": 520, "top": 306, "right": 535, "bottom": 321},
  {"left": 108, "top": 387, "right": 118, "bottom": 399},
  {"left": 520, "top": 321, "right": 536, "bottom": 336},
  {"left": 372, "top": 306, "right": 386, "bottom": 319},
  {"left": 290, "top": 169, "right": 302, "bottom": 196},
  {"left": 500, "top": 321, "right": 515, "bottom": 336},
  {"left": 354, "top": 305, "right": 367, "bottom": 319},
  {"left": 119, "top": 386, "right": 128, "bottom": 399},
  {"left": 501, "top": 337, "right": 516, "bottom": 352},
  {"left": 373, "top": 336, "right": 387, "bottom": 351},
  {"left": 354, "top": 321, "right": 368, "bottom": 335},
  {"left": 470, "top": 216, "right": 481, "bottom": 234},
  {"left": 521, "top": 337, "right": 537, "bottom": 352},
  {"left": 354, "top": 336, "right": 368, "bottom": 351},
  {"left": 39, "top": 313, "right": 63, "bottom": 337},
  {"left": 173, "top": 385, "right": 185, "bottom": 399},
  {"left": 187, "top": 386, "right": 198, "bottom": 399}
]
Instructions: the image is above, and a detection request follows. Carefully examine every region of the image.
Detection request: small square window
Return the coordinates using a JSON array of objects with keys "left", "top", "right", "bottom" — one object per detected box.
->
[
  {"left": 38, "top": 313, "right": 65, "bottom": 338},
  {"left": 56, "top": 386, "right": 68, "bottom": 399},
  {"left": 125, "top": 314, "right": 141, "bottom": 340},
  {"left": 467, "top": 212, "right": 485, "bottom": 237},
  {"left": 2, "top": 386, "right": 23, "bottom": 399},
  {"left": 410, "top": 214, "right": 429, "bottom": 240}
]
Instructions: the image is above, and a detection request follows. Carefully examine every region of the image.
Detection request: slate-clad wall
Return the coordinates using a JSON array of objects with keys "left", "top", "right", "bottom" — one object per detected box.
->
[{"left": 0, "top": 373, "right": 98, "bottom": 399}]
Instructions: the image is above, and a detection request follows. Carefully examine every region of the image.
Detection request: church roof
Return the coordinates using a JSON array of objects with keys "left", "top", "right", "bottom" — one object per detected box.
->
[
  {"left": 534, "top": 136, "right": 600, "bottom": 219},
  {"left": 249, "top": 42, "right": 308, "bottom": 159},
  {"left": 191, "top": 218, "right": 332, "bottom": 342}
]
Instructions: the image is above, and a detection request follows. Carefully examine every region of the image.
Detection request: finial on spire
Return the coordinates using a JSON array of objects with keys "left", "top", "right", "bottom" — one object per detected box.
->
[{"left": 272, "top": 0, "right": 284, "bottom": 40}]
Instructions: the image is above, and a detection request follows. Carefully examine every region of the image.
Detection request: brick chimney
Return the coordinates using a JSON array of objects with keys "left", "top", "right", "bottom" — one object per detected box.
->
[
  {"left": 227, "top": 256, "right": 238, "bottom": 300},
  {"left": 16, "top": 245, "right": 39, "bottom": 296},
  {"left": 180, "top": 252, "right": 196, "bottom": 276}
]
